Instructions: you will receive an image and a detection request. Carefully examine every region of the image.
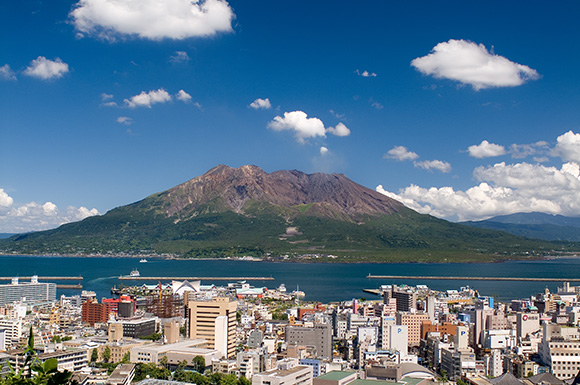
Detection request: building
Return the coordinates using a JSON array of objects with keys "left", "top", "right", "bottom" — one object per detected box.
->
[
  {"left": 539, "top": 323, "right": 580, "bottom": 379},
  {"left": 82, "top": 299, "right": 110, "bottom": 326},
  {"left": 114, "top": 318, "right": 156, "bottom": 339},
  {"left": 187, "top": 297, "right": 238, "bottom": 358},
  {"left": 388, "top": 287, "right": 417, "bottom": 312},
  {"left": 9, "top": 347, "right": 88, "bottom": 373},
  {"left": 0, "top": 277, "right": 56, "bottom": 306},
  {"left": 106, "top": 364, "right": 136, "bottom": 385},
  {"left": 396, "top": 312, "right": 429, "bottom": 347},
  {"left": 286, "top": 323, "right": 333, "bottom": 359},
  {"left": 103, "top": 296, "right": 135, "bottom": 316},
  {"left": 421, "top": 322, "right": 458, "bottom": 340},
  {"left": 131, "top": 339, "right": 220, "bottom": 366},
  {"left": 314, "top": 371, "right": 357, "bottom": 385},
  {"left": 252, "top": 359, "right": 313, "bottom": 385},
  {"left": 212, "top": 358, "right": 238, "bottom": 374},
  {"left": 440, "top": 347, "right": 476, "bottom": 380},
  {"left": 0, "top": 318, "right": 22, "bottom": 349}
]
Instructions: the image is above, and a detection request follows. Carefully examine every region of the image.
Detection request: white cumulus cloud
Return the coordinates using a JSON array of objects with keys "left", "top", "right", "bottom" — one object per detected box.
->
[
  {"left": 268, "top": 111, "right": 350, "bottom": 143},
  {"left": 553, "top": 131, "right": 580, "bottom": 163},
  {"left": 468, "top": 140, "right": 506, "bottom": 158},
  {"left": 0, "top": 190, "right": 99, "bottom": 233},
  {"left": 377, "top": 161, "right": 580, "bottom": 221},
  {"left": 384, "top": 146, "right": 419, "bottom": 161},
  {"left": 70, "top": 0, "right": 235, "bottom": 40},
  {"left": 23, "top": 57, "right": 69, "bottom": 80},
  {"left": 0, "top": 65, "right": 16, "bottom": 80},
  {"left": 326, "top": 122, "right": 351, "bottom": 137},
  {"left": 176, "top": 89, "right": 192, "bottom": 103},
  {"left": 249, "top": 98, "right": 272, "bottom": 110},
  {"left": 320, "top": 146, "right": 329, "bottom": 155},
  {"left": 411, "top": 39, "right": 539, "bottom": 90},
  {"left": 0, "top": 189, "right": 14, "bottom": 207},
  {"left": 125, "top": 88, "right": 172, "bottom": 108},
  {"left": 414, "top": 159, "right": 452, "bottom": 173}
]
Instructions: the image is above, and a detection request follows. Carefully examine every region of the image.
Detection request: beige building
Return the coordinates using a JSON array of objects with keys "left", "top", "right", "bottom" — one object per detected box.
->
[
  {"left": 252, "top": 359, "right": 313, "bottom": 385},
  {"left": 187, "top": 297, "right": 238, "bottom": 358},
  {"left": 396, "top": 312, "right": 430, "bottom": 347},
  {"left": 164, "top": 319, "right": 180, "bottom": 344}
]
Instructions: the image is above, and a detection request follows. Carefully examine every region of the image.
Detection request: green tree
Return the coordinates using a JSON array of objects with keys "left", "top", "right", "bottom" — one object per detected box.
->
[
  {"left": 159, "top": 356, "right": 168, "bottom": 369},
  {"left": 193, "top": 355, "right": 206, "bottom": 372},
  {"left": 1, "top": 326, "right": 74, "bottom": 385},
  {"left": 121, "top": 352, "right": 130, "bottom": 364},
  {"left": 90, "top": 348, "right": 98, "bottom": 363},
  {"left": 102, "top": 346, "right": 111, "bottom": 363}
]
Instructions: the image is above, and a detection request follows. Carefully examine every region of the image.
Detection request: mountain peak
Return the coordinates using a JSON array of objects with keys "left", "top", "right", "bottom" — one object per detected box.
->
[{"left": 161, "top": 165, "right": 404, "bottom": 219}]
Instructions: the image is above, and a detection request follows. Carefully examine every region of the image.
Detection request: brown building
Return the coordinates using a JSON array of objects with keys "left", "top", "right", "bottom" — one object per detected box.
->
[
  {"left": 421, "top": 321, "right": 458, "bottom": 339},
  {"left": 82, "top": 299, "right": 110, "bottom": 326}
]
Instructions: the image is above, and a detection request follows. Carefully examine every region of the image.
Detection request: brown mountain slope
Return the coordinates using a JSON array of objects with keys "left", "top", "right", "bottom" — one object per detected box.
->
[{"left": 159, "top": 164, "right": 405, "bottom": 220}]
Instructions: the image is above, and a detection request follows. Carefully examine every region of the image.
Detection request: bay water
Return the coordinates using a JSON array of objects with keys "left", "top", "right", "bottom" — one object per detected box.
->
[{"left": 1, "top": 255, "right": 579, "bottom": 303}]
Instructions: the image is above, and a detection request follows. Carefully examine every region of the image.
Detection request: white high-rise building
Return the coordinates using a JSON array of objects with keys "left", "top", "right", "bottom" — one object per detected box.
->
[
  {"left": 389, "top": 324, "right": 408, "bottom": 354},
  {"left": 0, "top": 319, "right": 22, "bottom": 349},
  {"left": 0, "top": 277, "right": 56, "bottom": 306}
]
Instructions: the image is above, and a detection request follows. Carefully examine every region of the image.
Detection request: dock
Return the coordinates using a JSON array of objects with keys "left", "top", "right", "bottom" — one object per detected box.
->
[
  {"left": 367, "top": 275, "right": 579, "bottom": 282},
  {"left": 119, "top": 276, "right": 275, "bottom": 281},
  {"left": 362, "top": 288, "right": 382, "bottom": 295},
  {"left": 57, "top": 284, "right": 83, "bottom": 289},
  {"left": 0, "top": 276, "right": 83, "bottom": 281}
]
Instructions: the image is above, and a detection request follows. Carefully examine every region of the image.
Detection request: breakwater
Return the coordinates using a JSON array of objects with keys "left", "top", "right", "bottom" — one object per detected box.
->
[
  {"left": 367, "top": 275, "right": 580, "bottom": 282},
  {"left": 118, "top": 276, "right": 275, "bottom": 281},
  {"left": 0, "top": 276, "right": 83, "bottom": 281}
]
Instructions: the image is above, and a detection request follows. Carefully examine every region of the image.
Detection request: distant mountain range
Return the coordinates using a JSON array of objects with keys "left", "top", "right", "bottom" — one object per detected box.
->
[
  {"left": 0, "top": 165, "right": 576, "bottom": 262},
  {"left": 462, "top": 212, "right": 580, "bottom": 242}
]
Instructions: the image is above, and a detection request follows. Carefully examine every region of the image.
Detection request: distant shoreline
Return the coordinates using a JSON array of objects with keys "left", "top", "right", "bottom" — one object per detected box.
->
[{"left": 2, "top": 252, "right": 577, "bottom": 264}]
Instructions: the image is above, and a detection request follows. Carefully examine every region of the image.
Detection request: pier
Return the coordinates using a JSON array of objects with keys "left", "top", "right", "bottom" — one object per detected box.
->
[
  {"left": 56, "top": 284, "right": 83, "bottom": 289},
  {"left": 119, "top": 276, "right": 275, "bottom": 281},
  {"left": 0, "top": 276, "right": 83, "bottom": 281},
  {"left": 367, "top": 275, "right": 579, "bottom": 282}
]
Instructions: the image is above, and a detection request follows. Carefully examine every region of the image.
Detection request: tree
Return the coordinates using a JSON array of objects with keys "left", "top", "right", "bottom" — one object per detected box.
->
[
  {"left": 1, "top": 326, "right": 74, "bottom": 385},
  {"left": 121, "top": 352, "right": 130, "bottom": 364},
  {"left": 90, "top": 348, "right": 98, "bottom": 363},
  {"left": 193, "top": 355, "right": 206, "bottom": 373},
  {"left": 159, "top": 356, "right": 168, "bottom": 369},
  {"left": 102, "top": 346, "right": 111, "bottom": 363}
]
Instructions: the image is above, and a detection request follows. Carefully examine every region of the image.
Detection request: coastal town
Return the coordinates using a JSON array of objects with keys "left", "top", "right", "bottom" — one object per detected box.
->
[{"left": 1, "top": 273, "right": 579, "bottom": 385}]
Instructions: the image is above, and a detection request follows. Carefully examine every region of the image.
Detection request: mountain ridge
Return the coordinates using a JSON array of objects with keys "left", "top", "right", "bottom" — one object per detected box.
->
[
  {"left": 462, "top": 212, "right": 580, "bottom": 242},
  {"left": 0, "top": 165, "right": 576, "bottom": 262}
]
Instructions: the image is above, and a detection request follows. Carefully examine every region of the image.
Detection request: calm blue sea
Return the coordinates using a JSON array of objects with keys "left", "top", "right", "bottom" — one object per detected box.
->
[{"left": 0, "top": 255, "right": 579, "bottom": 303}]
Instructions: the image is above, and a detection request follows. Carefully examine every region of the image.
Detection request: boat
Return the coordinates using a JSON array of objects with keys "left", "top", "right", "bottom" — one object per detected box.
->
[
  {"left": 130, "top": 269, "right": 140, "bottom": 277},
  {"left": 139, "top": 259, "right": 148, "bottom": 263},
  {"left": 277, "top": 284, "right": 287, "bottom": 293}
]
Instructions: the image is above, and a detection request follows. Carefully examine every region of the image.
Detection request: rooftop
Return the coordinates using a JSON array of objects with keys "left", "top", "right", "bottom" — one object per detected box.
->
[{"left": 317, "top": 371, "right": 357, "bottom": 381}]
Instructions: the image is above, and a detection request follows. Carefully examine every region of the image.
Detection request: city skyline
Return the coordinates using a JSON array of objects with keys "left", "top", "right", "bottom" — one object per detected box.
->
[{"left": 1, "top": 1, "right": 580, "bottom": 232}]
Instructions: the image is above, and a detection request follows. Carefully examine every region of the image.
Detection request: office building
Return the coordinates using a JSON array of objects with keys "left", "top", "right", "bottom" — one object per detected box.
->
[
  {"left": 187, "top": 297, "right": 238, "bottom": 358},
  {"left": 286, "top": 323, "right": 332, "bottom": 359}
]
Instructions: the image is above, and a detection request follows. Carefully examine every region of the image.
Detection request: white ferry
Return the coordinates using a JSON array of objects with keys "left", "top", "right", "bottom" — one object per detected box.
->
[
  {"left": 139, "top": 259, "right": 148, "bottom": 263},
  {"left": 130, "top": 269, "right": 140, "bottom": 277}
]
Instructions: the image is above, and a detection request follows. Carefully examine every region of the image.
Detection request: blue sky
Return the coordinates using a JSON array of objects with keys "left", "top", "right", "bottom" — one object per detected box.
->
[{"left": 1, "top": 0, "right": 580, "bottom": 232}]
